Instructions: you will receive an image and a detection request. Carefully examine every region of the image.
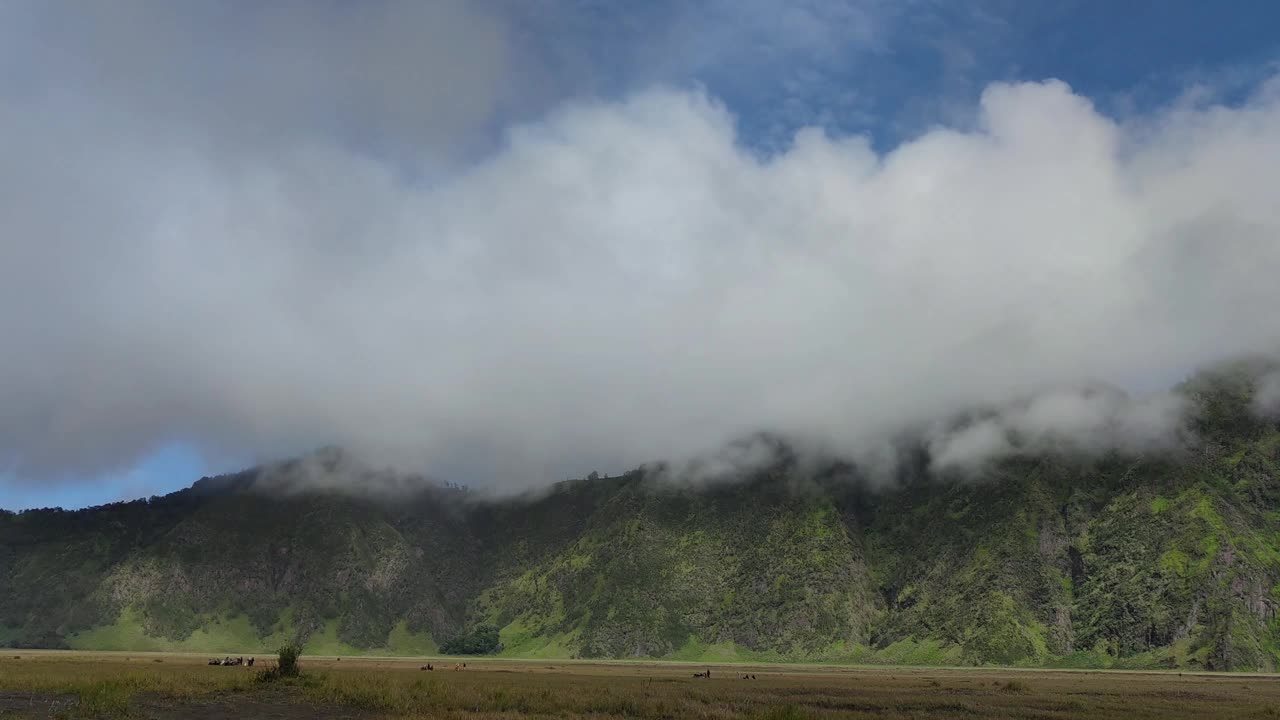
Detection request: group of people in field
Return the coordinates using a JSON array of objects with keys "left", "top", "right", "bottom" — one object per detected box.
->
[{"left": 207, "top": 656, "right": 253, "bottom": 667}]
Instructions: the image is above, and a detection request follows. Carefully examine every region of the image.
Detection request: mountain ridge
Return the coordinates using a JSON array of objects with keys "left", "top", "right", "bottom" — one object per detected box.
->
[{"left": 4, "top": 364, "right": 1280, "bottom": 670}]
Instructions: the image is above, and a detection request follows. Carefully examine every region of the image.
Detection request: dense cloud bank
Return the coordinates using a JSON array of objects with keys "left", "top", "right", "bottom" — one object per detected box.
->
[
  {"left": 3, "top": 2, "right": 1280, "bottom": 490},
  {"left": 1257, "top": 371, "right": 1280, "bottom": 419},
  {"left": 924, "top": 386, "right": 1193, "bottom": 473}
]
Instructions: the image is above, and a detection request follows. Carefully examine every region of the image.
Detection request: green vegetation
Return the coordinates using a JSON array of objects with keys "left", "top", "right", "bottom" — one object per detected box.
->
[
  {"left": 440, "top": 625, "right": 501, "bottom": 655},
  {"left": 4, "top": 363, "right": 1280, "bottom": 670},
  {"left": 255, "top": 644, "right": 303, "bottom": 683},
  {"left": 278, "top": 644, "right": 302, "bottom": 677},
  {"left": 69, "top": 608, "right": 291, "bottom": 653},
  {"left": 66, "top": 609, "right": 433, "bottom": 657}
]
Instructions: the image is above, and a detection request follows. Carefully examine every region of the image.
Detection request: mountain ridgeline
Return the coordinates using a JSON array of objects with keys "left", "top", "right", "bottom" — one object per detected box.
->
[{"left": 4, "top": 365, "right": 1280, "bottom": 670}]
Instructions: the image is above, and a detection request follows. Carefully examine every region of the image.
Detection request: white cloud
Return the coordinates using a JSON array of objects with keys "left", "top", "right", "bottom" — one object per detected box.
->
[
  {"left": 930, "top": 420, "right": 1012, "bottom": 473},
  {"left": 1256, "top": 371, "right": 1280, "bottom": 419},
  {"left": 2, "top": 4, "right": 1280, "bottom": 491},
  {"left": 927, "top": 387, "right": 1191, "bottom": 473}
]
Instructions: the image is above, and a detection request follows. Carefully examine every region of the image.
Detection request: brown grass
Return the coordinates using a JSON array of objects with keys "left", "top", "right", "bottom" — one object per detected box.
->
[{"left": 1, "top": 651, "right": 1279, "bottom": 718}]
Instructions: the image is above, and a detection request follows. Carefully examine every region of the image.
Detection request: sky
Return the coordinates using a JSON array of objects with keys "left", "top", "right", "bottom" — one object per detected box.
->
[{"left": 3, "top": 0, "right": 1280, "bottom": 509}]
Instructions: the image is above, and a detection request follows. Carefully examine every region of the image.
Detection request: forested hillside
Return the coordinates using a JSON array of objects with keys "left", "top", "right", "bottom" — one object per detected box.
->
[{"left": 4, "top": 366, "right": 1280, "bottom": 670}]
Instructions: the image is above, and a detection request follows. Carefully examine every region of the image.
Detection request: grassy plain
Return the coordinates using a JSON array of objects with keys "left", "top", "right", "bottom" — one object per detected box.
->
[{"left": 2, "top": 650, "right": 1280, "bottom": 719}]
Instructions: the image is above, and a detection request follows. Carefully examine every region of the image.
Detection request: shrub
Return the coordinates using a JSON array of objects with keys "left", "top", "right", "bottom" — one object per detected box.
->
[
  {"left": 257, "top": 643, "right": 302, "bottom": 683},
  {"left": 278, "top": 644, "right": 301, "bottom": 678}
]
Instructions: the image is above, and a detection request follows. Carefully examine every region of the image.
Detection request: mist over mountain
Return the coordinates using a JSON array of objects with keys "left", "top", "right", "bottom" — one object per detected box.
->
[
  {"left": 4, "top": 0, "right": 1280, "bottom": 494},
  {"left": 5, "top": 362, "right": 1280, "bottom": 670}
]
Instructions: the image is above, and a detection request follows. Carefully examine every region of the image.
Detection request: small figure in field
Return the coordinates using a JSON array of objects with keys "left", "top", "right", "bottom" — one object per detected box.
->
[
  {"left": 705, "top": 668, "right": 711, "bottom": 679},
  {"left": 248, "top": 657, "right": 254, "bottom": 667},
  {"left": 751, "top": 674, "right": 757, "bottom": 680}
]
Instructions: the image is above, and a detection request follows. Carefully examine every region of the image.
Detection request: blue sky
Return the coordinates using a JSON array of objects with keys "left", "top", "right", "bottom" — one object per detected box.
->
[
  {"left": 499, "top": 0, "right": 1280, "bottom": 152},
  {"left": 3, "top": 0, "right": 1280, "bottom": 510}
]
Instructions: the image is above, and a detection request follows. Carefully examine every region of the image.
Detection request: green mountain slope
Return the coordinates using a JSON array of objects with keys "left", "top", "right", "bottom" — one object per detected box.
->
[{"left": 4, "top": 367, "right": 1280, "bottom": 670}]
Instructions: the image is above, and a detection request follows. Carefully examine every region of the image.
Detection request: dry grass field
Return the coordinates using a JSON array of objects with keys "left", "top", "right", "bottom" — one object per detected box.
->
[{"left": 2, "top": 651, "right": 1280, "bottom": 719}]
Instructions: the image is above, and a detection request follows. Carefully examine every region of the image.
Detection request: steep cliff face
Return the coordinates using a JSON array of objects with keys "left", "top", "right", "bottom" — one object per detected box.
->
[
  {"left": 475, "top": 473, "right": 881, "bottom": 659},
  {"left": 4, "top": 373, "right": 1280, "bottom": 669}
]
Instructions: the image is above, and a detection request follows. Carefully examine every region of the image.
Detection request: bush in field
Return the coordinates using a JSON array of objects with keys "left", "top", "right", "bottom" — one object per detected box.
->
[
  {"left": 257, "top": 643, "right": 302, "bottom": 682},
  {"left": 278, "top": 644, "right": 301, "bottom": 677}
]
